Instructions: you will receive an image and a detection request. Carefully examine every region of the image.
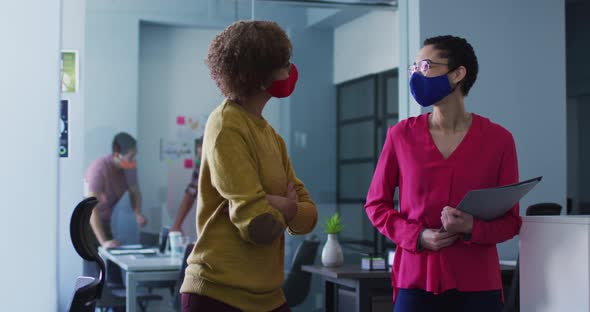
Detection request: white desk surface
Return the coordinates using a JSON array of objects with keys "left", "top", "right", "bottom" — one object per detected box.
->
[
  {"left": 523, "top": 215, "right": 590, "bottom": 225},
  {"left": 98, "top": 247, "right": 182, "bottom": 272}
]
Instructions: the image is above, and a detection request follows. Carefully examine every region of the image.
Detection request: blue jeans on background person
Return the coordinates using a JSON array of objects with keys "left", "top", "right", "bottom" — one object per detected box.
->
[{"left": 394, "top": 288, "right": 503, "bottom": 312}]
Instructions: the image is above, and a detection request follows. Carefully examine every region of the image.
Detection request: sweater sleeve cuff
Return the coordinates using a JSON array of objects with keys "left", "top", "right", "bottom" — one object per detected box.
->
[{"left": 287, "top": 202, "right": 317, "bottom": 235}]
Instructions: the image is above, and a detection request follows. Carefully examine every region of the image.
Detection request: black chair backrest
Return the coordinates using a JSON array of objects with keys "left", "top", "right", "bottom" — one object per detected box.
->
[
  {"left": 68, "top": 197, "right": 106, "bottom": 312},
  {"left": 526, "top": 203, "right": 562, "bottom": 216},
  {"left": 282, "top": 239, "right": 320, "bottom": 307},
  {"left": 172, "top": 243, "right": 195, "bottom": 311}
]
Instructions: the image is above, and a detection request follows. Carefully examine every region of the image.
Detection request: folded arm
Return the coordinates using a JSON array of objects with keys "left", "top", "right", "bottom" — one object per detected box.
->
[{"left": 210, "top": 128, "right": 287, "bottom": 245}]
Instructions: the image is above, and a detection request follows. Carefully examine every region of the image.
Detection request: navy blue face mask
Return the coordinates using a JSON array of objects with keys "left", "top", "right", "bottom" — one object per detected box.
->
[{"left": 409, "top": 72, "right": 452, "bottom": 107}]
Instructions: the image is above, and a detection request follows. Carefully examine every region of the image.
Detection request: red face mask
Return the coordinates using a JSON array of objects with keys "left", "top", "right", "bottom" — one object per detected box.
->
[{"left": 266, "top": 64, "right": 299, "bottom": 98}]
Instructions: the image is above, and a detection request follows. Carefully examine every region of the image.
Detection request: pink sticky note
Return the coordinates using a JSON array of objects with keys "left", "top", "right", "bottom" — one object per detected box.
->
[
  {"left": 176, "top": 116, "right": 186, "bottom": 125},
  {"left": 184, "top": 158, "right": 194, "bottom": 169}
]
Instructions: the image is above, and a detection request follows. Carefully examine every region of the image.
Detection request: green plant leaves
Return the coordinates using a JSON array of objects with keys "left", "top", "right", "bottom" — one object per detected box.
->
[{"left": 323, "top": 213, "right": 343, "bottom": 234}]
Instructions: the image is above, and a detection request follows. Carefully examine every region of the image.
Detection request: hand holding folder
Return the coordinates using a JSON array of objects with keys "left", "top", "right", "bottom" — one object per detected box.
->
[{"left": 440, "top": 176, "right": 542, "bottom": 232}]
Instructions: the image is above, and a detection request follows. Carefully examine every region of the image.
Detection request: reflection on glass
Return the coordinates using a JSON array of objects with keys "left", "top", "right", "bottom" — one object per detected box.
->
[
  {"left": 339, "top": 121, "right": 374, "bottom": 159},
  {"left": 339, "top": 162, "right": 375, "bottom": 199},
  {"left": 385, "top": 76, "right": 399, "bottom": 115},
  {"left": 339, "top": 78, "right": 375, "bottom": 120}
]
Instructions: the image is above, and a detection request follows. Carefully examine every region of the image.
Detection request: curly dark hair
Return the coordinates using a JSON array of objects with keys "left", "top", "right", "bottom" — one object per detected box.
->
[
  {"left": 424, "top": 35, "right": 479, "bottom": 96},
  {"left": 206, "top": 20, "right": 292, "bottom": 100}
]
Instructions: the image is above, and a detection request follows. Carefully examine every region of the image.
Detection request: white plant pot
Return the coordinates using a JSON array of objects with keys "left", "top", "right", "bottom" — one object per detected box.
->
[{"left": 321, "top": 234, "right": 344, "bottom": 267}]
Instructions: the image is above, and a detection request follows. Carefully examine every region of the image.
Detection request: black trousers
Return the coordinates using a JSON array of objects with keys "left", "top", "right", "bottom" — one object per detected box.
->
[{"left": 394, "top": 288, "right": 503, "bottom": 312}]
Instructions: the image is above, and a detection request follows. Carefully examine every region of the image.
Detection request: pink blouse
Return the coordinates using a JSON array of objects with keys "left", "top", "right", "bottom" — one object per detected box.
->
[{"left": 365, "top": 113, "right": 522, "bottom": 300}]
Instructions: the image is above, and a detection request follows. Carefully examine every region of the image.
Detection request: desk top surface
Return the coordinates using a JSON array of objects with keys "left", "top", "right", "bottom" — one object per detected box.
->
[
  {"left": 523, "top": 215, "right": 590, "bottom": 225},
  {"left": 99, "top": 247, "right": 182, "bottom": 272},
  {"left": 302, "top": 264, "right": 391, "bottom": 279},
  {"left": 302, "top": 263, "right": 515, "bottom": 280}
]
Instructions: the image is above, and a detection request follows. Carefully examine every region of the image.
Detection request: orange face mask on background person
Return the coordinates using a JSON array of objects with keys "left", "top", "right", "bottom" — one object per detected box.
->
[{"left": 116, "top": 153, "right": 137, "bottom": 169}]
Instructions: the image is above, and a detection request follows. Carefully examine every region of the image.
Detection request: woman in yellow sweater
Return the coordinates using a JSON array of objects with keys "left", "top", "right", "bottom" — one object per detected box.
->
[{"left": 179, "top": 20, "right": 318, "bottom": 312}]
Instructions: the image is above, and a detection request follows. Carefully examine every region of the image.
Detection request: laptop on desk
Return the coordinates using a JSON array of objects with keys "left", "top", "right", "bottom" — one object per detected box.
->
[
  {"left": 107, "top": 245, "right": 158, "bottom": 255},
  {"left": 107, "top": 227, "right": 170, "bottom": 256}
]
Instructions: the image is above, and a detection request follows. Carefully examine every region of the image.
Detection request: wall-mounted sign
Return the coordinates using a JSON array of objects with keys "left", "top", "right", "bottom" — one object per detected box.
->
[
  {"left": 61, "top": 50, "right": 78, "bottom": 93},
  {"left": 59, "top": 99, "right": 69, "bottom": 158},
  {"left": 160, "top": 139, "right": 192, "bottom": 161}
]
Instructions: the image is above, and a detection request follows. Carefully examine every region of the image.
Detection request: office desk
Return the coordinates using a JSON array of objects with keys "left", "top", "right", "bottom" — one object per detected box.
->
[
  {"left": 302, "top": 264, "right": 392, "bottom": 312},
  {"left": 303, "top": 264, "right": 516, "bottom": 312},
  {"left": 520, "top": 216, "right": 590, "bottom": 312},
  {"left": 98, "top": 247, "right": 182, "bottom": 312}
]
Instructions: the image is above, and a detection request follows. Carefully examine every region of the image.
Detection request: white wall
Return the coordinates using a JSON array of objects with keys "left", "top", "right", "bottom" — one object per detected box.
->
[
  {"left": 58, "top": 0, "right": 86, "bottom": 310},
  {"left": 0, "top": 0, "right": 61, "bottom": 310},
  {"left": 333, "top": 10, "right": 399, "bottom": 84},
  {"left": 411, "top": 0, "right": 567, "bottom": 259}
]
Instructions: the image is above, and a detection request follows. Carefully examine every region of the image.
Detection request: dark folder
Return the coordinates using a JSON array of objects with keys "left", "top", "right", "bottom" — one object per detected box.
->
[
  {"left": 440, "top": 176, "right": 542, "bottom": 232},
  {"left": 457, "top": 176, "right": 542, "bottom": 220}
]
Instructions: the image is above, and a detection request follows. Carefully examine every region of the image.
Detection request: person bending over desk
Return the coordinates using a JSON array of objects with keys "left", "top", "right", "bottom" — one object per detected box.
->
[
  {"left": 365, "top": 35, "right": 522, "bottom": 312},
  {"left": 84, "top": 132, "right": 147, "bottom": 249}
]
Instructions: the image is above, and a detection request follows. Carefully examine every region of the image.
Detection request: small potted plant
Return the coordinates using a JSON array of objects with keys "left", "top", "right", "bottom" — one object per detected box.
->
[{"left": 321, "top": 213, "right": 344, "bottom": 267}]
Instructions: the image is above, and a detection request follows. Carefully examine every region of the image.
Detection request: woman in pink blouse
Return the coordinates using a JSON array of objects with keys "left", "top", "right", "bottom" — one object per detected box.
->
[{"left": 365, "top": 35, "right": 522, "bottom": 312}]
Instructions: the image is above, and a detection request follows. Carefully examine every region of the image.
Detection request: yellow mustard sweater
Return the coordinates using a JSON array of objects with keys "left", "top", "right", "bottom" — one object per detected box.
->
[{"left": 180, "top": 99, "right": 318, "bottom": 311}]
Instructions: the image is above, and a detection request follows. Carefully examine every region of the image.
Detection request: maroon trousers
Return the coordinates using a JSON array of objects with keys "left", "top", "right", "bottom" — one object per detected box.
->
[{"left": 181, "top": 293, "right": 291, "bottom": 312}]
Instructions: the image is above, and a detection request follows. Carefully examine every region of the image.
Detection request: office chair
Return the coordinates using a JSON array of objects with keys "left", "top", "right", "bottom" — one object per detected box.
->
[
  {"left": 282, "top": 238, "right": 321, "bottom": 307},
  {"left": 68, "top": 197, "right": 105, "bottom": 312},
  {"left": 172, "top": 243, "right": 195, "bottom": 311},
  {"left": 525, "top": 203, "right": 562, "bottom": 216},
  {"left": 70, "top": 199, "right": 162, "bottom": 312},
  {"left": 503, "top": 203, "right": 563, "bottom": 312}
]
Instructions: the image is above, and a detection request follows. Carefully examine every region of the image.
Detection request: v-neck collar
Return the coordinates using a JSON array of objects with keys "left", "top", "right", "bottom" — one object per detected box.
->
[{"left": 423, "top": 112, "right": 478, "bottom": 162}]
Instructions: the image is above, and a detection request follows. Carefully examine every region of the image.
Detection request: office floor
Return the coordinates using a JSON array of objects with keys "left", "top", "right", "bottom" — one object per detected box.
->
[{"left": 135, "top": 288, "right": 176, "bottom": 312}]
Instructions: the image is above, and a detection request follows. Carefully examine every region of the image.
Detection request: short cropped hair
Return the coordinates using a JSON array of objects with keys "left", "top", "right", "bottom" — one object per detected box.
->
[
  {"left": 112, "top": 132, "right": 136, "bottom": 155},
  {"left": 424, "top": 35, "right": 479, "bottom": 96}
]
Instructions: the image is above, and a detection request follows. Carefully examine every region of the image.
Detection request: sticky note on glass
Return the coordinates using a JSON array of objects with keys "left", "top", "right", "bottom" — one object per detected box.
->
[
  {"left": 184, "top": 158, "right": 194, "bottom": 169},
  {"left": 176, "top": 116, "right": 186, "bottom": 125}
]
